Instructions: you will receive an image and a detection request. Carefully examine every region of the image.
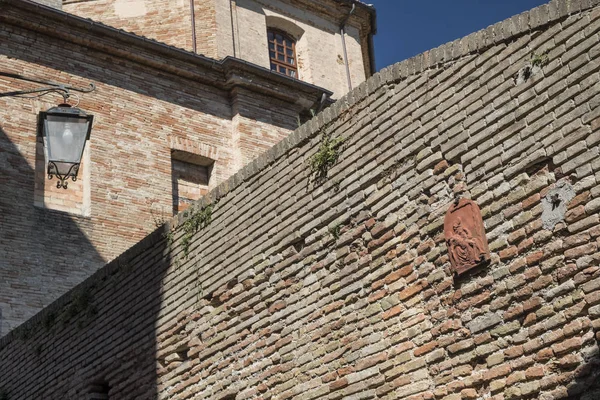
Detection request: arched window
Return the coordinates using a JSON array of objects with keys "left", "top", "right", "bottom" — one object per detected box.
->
[{"left": 268, "top": 29, "right": 297, "bottom": 78}]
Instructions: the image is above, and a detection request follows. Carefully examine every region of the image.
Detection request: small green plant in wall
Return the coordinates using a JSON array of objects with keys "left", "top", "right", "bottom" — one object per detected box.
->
[
  {"left": 181, "top": 204, "right": 213, "bottom": 257},
  {"left": 329, "top": 224, "right": 342, "bottom": 240},
  {"left": 309, "top": 132, "right": 345, "bottom": 180},
  {"left": 0, "top": 387, "right": 9, "bottom": 400},
  {"left": 515, "top": 50, "right": 550, "bottom": 84},
  {"left": 163, "top": 229, "right": 175, "bottom": 246},
  {"left": 530, "top": 51, "right": 549, "bottom": 68}
]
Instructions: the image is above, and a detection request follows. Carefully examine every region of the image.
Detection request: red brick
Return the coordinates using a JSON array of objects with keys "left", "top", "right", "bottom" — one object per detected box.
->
[
  {"left": 330, "top": 378, "right": 348, "bottom": 391},
  {"left": 504, "top": 203, "right": 522, "bottom": 219},
  {"left": 551, "top": 337, "right": 583, "bottom": 355},
  {"left": 535, "top": 348, "right": 554, "bottom": 362},
  {"left": 508, "top": 228, "right": 527, "bottom": 244},
  {"left": 522, "top": 193, "right": 541, "bottom": 210},
  {"left": 568, "top": 191, "right": 590, "bottom": 208},
  {"left": 531, "top": 275, "right": 553, "bottom": 291},
  {"left": 526, "top": 251, "right": 544, "bottom": 266},
  {"left": 414, "top": 341, "right": 438, "bottom": 356},
  {"left": 268, "top": 300, "right": 287, "bottom": 314},
  {"left": 504, "top": 305, "right": 524, "bottom": 320},
  {"left": 433, "top": 160, "right": 449, "bottom": 174},
  {"left": 356, "top": 352, "right": 387, "bottom": 370},
  {"left": 398, "top": 281, "right": 428, "bottom": 301},
  {"left": 368, "top": 289, "right": 388, "bottom": 303},
  {"left": 565, "top": 205, "right": 586, "bottom": 223},
  {"left": 564, "top": 243, "right": 598, "bottom": 259},
  {"left": 383, "top": 305, "right": 404, "bottom": 320},
  {"left": 499, "top": 246, "right": 518, "bottom": 261},
  {"left": 504, "top": 345, "right": 524, "bottom": 359},
  {"left": 509, "top": 257, "right": 527, "bottom": 273},
  {"left": 483, "top": 365, "right": 512, "bottom": 381},
  {"left": 524, "top": 312, "right": 537, "bottom": 326},
  {"left": 523, "top": 296, "right": 542, "bottom": 312},
  {"left": 525, "top": 366, "right": 545, "bottom": 380},
  {"left": 518, "top": 237, "right": 535, "bottom": 253}
]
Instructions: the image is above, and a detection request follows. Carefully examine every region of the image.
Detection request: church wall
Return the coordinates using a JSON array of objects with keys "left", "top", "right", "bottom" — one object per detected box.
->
[
  {"left": 63, "top": 0, "right": 215, "bottom": 55},
  {"left": 62, "top": 0, "right": 373, "bottom": 98},
  {"left": 2, "top": 0, "right": 600, "bottom": 399},
  {"left": 0, "top": 1, "right": 311, "bottom": 335}
]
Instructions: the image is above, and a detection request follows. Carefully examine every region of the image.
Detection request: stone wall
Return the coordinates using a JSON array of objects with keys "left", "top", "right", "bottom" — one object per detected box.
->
[
  {"left": 2, "top": 0, "right": 600, "bottom": 399},
  {"left": 0, "top": 0, "right": 327, "bottom": 335}
]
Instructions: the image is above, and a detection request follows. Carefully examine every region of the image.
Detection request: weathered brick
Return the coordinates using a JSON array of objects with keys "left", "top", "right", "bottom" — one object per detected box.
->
[{"left": 3, "top": 3, "right": 600, "bottom": 400}]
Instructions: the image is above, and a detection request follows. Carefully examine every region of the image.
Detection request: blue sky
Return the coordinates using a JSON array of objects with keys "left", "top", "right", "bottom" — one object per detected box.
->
[{"left": 368, "top": 0, "right": 549, "bottom": 70}]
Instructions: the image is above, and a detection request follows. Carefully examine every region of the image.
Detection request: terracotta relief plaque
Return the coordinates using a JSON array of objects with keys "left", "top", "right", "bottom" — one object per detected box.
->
[{"left": 444, "top": 198, "right": 490, "bottom": 276}]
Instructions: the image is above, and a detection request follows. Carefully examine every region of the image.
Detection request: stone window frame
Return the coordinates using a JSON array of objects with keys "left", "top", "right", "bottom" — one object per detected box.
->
[{"left": 267, "top": 28, "right": 298, "bottom": 78}]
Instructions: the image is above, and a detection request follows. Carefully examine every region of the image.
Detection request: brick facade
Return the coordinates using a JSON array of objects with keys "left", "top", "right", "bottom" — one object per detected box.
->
[
  {"left": 2, "top": 0, "right": 600, "bottom": 398},
  {"left": 63, "top": 0, "right": 376, "bottom": 98},
  {"left": 0, "top": 0, "right": 331, "bottom": 335}
]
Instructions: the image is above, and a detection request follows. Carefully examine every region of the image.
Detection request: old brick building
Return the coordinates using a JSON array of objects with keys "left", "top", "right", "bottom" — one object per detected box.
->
[
  {"left": 0, "top": 0, "right": 375, "bottom": 335},
  {"left": 62, "top": 0, "right": 376, "bottom": 98},
  {"left": 2, "top": 0, "right": 600, "bottom": 399}
]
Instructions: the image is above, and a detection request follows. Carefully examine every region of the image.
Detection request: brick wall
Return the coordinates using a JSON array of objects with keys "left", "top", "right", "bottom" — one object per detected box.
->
[
  {"left": 2, "top": 0, "right": 600, "bottom": 399},
  {"left": 63, "top": 0, "right": 375, "bottom": 98},
  {"left": 63, "top": 0, "right": 205, "bottom": 54},
  {"left": 0, "top": 0, "right": 326, "bottom": 335}
]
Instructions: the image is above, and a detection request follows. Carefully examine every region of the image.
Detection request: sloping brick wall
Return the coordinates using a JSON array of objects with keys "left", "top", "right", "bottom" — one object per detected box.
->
[{"left": 2, "top": 0, "right": 600, "bottom": 399}]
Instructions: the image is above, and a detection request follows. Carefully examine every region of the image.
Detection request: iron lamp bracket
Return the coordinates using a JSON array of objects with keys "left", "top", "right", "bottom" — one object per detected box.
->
[{"left": 0, "top": 71, "right": 95, "bottom": 103}]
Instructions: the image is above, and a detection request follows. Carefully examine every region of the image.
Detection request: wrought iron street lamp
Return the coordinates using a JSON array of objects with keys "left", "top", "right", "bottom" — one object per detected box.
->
[
  {"left": 38, "top": 104, "right": 93, "bottom": 189},
  {"left": 0, "top": 71, "right": 96, "bottom": 189}
]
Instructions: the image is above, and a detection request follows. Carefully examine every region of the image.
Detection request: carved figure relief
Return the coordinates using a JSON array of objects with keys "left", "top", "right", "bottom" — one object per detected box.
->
[{"left": 444, "top": 198, "right": 490, "bottom": 276}]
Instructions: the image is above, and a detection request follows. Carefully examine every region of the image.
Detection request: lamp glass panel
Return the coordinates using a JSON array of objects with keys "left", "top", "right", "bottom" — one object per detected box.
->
[{"left": 44, "top": 115, "right": 89, "bottom": 164}]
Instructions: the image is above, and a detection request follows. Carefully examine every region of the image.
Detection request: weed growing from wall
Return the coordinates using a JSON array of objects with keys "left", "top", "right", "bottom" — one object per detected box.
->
[
  {"left": 309, "top": 133, "right": 344, "bottom": 181},
  {"left": 514, "top": 50, "right": 550, "bottom": 84},
  {"left": 0, "top": 388, "right": 9, "bottom": 400},
  {"left": 164, "top": 230, "right": 175, "bottom": 246},
  {"left": 530, "top": 51, "right": 549, "bottom": 68},
  {"left": 329, "top": 224, "right": 341, "bottom": 240},
  {"left": 181, "top": 204, "right": 213, "bottom": 257}
]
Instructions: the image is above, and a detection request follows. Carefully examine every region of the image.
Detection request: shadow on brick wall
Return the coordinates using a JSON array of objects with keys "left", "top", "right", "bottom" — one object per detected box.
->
[
  {"left": 566, "top": 334, "right": 600, "bottom": 399},
  {"left": 0, "top": 126, "right": 104, "bottom": 336},
  {"left": 0, "top": 168, "right": 171, "bottom": 399}
]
